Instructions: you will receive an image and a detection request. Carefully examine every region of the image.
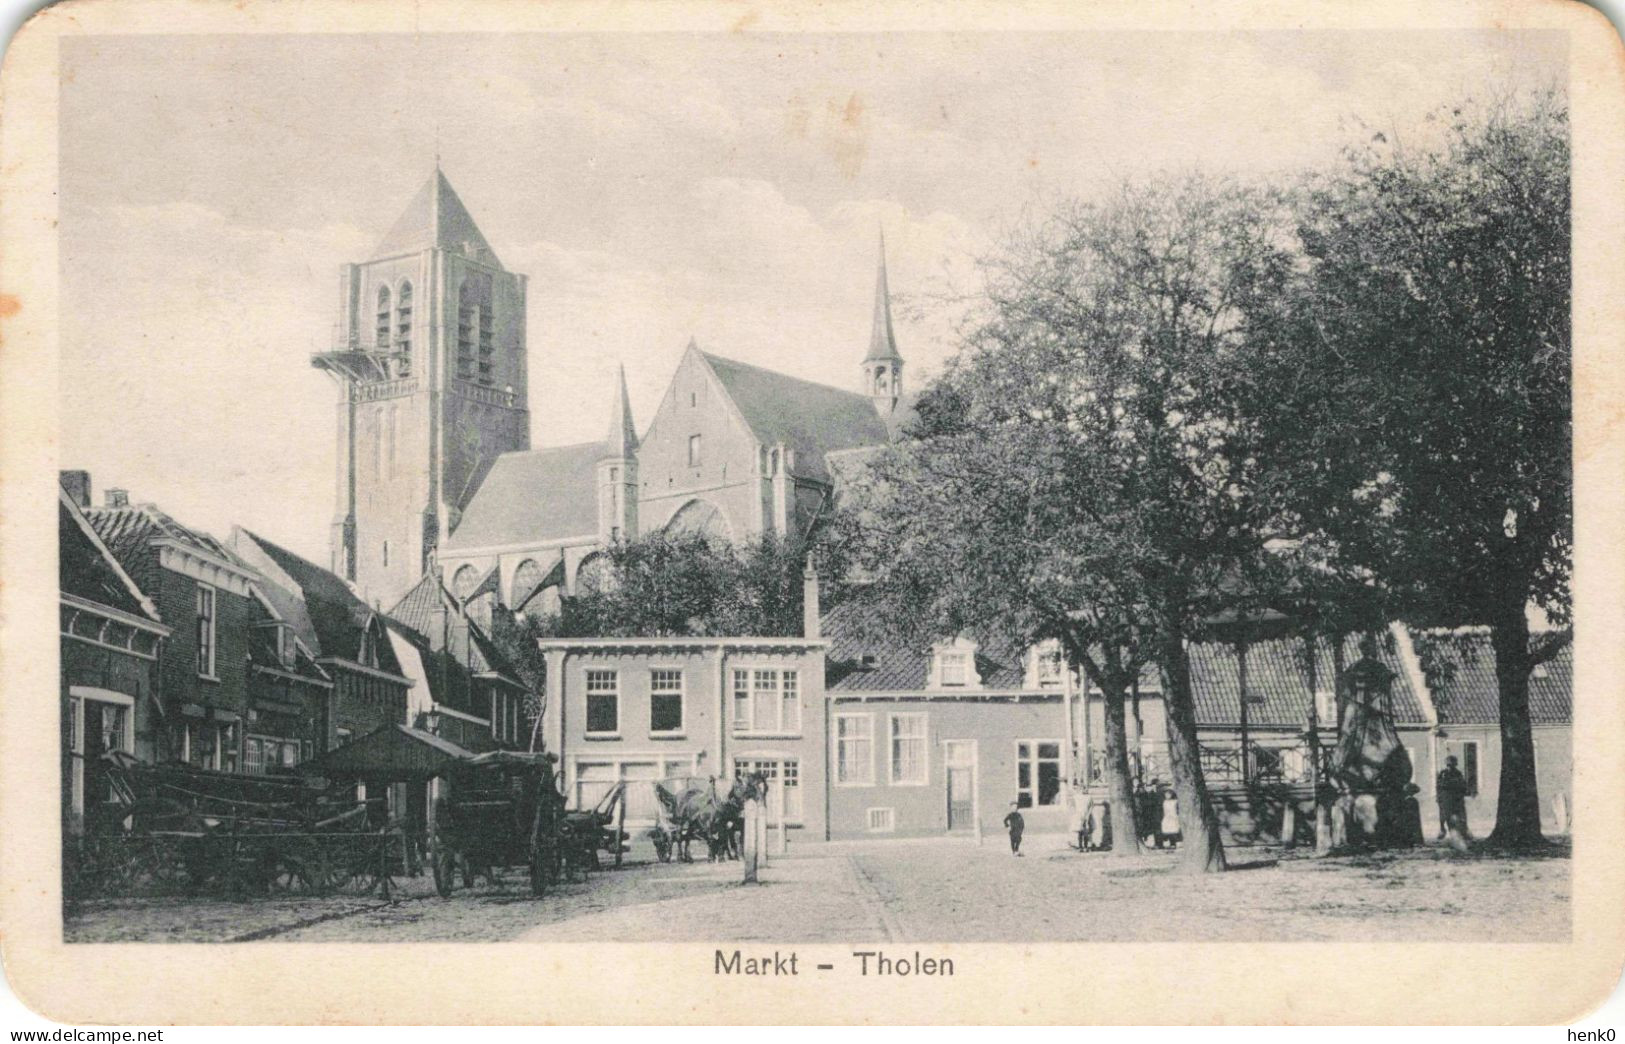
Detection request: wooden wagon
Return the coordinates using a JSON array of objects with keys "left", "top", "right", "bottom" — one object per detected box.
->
[
  {"left": 427, "top": 749, "right": 569, "bottom": 898},
  {"left": 67, "top": 751, "right": 399, "bottom": 900}
]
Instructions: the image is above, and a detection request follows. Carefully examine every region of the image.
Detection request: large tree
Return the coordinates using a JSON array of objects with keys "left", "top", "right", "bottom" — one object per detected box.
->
[
  {"left": 516, "top": 529, "right": 850, "bottom": 640},
  {"left": 846, "top": 173, "right": 1303, "bottom": 872},
  {"left": 1256, "top": 91, "right": 1571, "bottom": 847}
]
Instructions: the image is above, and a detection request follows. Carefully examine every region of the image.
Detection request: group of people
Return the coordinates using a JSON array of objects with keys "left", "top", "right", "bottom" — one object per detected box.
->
[
  {"left": 998, "top": 755, "right": 1484, "bottom": 858},
  {"left": 1000, "top": 782, "right": 1182, "bottom": 857}
]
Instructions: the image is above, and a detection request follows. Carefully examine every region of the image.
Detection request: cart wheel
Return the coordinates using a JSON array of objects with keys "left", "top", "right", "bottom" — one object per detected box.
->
[
  {"left": 268, "top": 856, "right": 313, "bottom": 895},
  {"left": 430, "top": 838, "right": 455, "bottom": 898}
]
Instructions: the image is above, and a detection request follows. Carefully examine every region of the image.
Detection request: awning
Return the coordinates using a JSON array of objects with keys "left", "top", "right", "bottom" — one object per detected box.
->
[{"left": 307, "top": 723, "right": 475, "bottom": 783}]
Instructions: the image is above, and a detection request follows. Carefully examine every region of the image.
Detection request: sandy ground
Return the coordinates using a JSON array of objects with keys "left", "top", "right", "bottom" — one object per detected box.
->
[{"left": 64, "top": 835, "right": 1568, "bottom": 944}]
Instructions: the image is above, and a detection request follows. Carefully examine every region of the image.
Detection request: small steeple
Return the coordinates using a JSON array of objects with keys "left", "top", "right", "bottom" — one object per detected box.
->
[
  {"left": 864, "top": 229, "right": 903, "bottom": 364},
  {"left": 862, "top": 231, "right": 904, "bottom": 415},
  {"left": 605, "top": 364, "right": 638, "bottom": 457}
]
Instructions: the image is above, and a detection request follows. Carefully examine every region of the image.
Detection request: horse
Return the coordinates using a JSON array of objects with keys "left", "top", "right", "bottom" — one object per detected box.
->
[
  {"left": 654, "top": 772, "right": 768, "bottom": 863},
  {"left": 709, "top": 771, "right": 768, "bottom": 860}
]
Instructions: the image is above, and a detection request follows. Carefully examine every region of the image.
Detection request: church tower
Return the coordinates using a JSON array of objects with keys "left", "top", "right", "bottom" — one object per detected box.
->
[
  {"left": 313, "top": 167, "right": 530, "bottom": 607},
  {"left": 597, "top": 365, "right": 639, "bottom": 545},
  {"left": 863, "top": 232, "right": 905, "bottom": 417}
]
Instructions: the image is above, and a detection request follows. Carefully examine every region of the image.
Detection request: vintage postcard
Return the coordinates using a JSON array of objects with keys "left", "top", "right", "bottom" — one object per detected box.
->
[{"left": 1, "top": 0, "right": 1623, "bottom": 1026}]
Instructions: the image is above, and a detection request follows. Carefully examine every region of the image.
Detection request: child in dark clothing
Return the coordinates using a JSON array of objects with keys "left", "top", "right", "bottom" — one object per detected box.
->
[{"left": 1003, "top": 803, "right": 1025, "bottom": 856}]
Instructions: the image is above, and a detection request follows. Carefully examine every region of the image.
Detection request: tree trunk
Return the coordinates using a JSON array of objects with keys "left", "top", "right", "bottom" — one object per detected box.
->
[
  {"left": 1488, "top": 595, "right": 1545, "bottom": 848},
  {"left": 1102, "top": 684, "right": 1145, "bottom": 857},
  {"left": 1157, "top": 631, "right": 1227, "bottom": 873}
]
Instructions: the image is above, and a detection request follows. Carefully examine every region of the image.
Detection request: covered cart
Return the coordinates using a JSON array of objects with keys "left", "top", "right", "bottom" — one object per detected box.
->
[{"left": 428, "top": 748, "right": 570, "bottom": 898}]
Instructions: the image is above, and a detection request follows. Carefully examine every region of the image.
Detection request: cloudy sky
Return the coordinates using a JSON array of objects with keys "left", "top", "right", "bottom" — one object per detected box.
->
[{"left": 59, "top": 30, "right": 1564, "bottom": 564}]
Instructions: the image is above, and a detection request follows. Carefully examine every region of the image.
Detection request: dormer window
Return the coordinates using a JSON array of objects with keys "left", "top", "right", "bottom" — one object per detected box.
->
[
  {"left": 277, "top": 625, "right": 297, "bottom": 669},
  {"left": 1029, "top": 640, "right": 1066, "bottom": 689},
  {"left": 929, "top": 638, "right": 982, "bottom": 691}
]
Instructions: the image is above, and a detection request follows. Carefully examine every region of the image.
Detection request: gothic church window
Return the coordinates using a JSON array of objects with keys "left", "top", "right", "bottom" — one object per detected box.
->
[
  {"left": 511, "top": 559, "right": 542, "bottom": 608},
  {"left": 688, "top": 434, "right": 702, "bottom": 467},
  {"left": 395, "top": 281, "right": 413, "bottom": 376},
  {"left": 375, "top": 286, "right": 391, "bottom": 349},
  {"left": 453, "top": 564, "right": 480, "bottom": 600},
  {"left": 457, "top": 274, "right": 496, "bottom": 386},
  {"left": 457, "top": 282, "right": 477, "bottom": 382}
]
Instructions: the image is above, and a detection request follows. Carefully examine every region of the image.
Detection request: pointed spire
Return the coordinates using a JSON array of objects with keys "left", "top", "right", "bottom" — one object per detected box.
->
[
  {"left": 605, "top": 364, "right": 638, "bottom": 458},
  {"left": 864, "top": 228, "right": 903, "bottom": 363}
]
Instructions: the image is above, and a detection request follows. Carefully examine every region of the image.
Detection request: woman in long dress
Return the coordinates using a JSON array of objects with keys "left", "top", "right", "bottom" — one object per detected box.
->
[{"left": 1160, "top": 789, "right": 1181, "bottom": 849}]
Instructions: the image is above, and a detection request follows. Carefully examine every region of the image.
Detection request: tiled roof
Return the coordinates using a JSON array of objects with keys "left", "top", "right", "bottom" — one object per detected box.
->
[
  {"left": 234, "top": 530, "right": 398, "bottom": 673},
  {"left": 246, "top": 628, "right": 329, "bottom": 686},
  {"left": 823, "top": 600, "right": 1031, "bottom": 692},
  {"left": 1418, "top": 631, "right": 1572, "bottom": 726},
  {"left": 702, "top": 351, "right": 891, "bottom": 482},
  {"left": 387, "top": 572, "right": 525, "bottom": 687},
  {"left": 84, "top": 503, "right": 241, "bottom": 595},
  {"left": 59, "top": 494, "right": 158, "bottom": 623},
  {"left": 231, "top": 531, "right": 323, "bottom": 654},
  {"left": 443, "top": 442, "right": 604, "bottom": 552},
  {"left": 824, "top": 602, "right": 1431, "bottom": 728},
  {"left": 372, "top": 169, "right": 500, "bottom": 267},
  {"left": 1187, "top": 635, "right": 1428, "bottom": 728}
]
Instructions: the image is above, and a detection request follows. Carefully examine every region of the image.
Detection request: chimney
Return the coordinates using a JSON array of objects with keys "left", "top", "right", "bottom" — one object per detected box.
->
[
  {"left": 802, "top": 564, "right": 821, "bottom": 641},
  {"left": 105, "top": 488, "right": 130, "bottom": 508},
  {"left": 59, "top": 470, "right": 91, "bottom": 509}
]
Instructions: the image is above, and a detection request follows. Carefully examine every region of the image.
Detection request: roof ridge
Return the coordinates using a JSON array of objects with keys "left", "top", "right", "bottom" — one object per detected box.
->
[
  {"left": 498, "top": 440, "right": 608, "bottom": 459},
  {"left": 700, "top": 350, "right": 875, "bottom": 402}
]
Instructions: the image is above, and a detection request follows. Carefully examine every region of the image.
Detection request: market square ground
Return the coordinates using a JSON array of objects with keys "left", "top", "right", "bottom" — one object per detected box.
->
[{"left": 65, "top": 835, "right": 1568, "bottom": 944}]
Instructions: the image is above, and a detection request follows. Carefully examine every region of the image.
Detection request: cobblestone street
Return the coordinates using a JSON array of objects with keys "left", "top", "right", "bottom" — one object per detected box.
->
[{"left": 65, "top": 835, "right": 1569, "bottom": 944}]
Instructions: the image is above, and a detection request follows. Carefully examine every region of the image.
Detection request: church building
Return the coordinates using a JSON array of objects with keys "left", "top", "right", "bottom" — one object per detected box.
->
[{"left": 314, "top": 169, "right": 914, "bottom": 617}]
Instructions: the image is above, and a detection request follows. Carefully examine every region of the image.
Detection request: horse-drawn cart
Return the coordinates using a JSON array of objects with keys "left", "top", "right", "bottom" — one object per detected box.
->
[
  {"left": 67, "top": 751, "right": 400, "bottom": 900},
  {"left": 427, "top": 749, "right": 569, "bottom": 898}
]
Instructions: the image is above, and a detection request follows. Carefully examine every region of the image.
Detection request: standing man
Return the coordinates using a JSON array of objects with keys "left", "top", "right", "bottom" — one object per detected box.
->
[
  {"left": 1436, "top": 755, "right": 1470, "bottom": 842},
  {"left": 1003, "top": 801, "right": 1026, "bottom": 857}
]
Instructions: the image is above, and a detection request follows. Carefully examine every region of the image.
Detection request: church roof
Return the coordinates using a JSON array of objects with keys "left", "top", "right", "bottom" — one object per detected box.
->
[
  {"left": 443, "top": 442, "right": 605, "bottom": 552},
  {"left": 372, "top": 169, "right": 502, "bottom": 268},
  {"left": 700, "top": 350, "right": 892, "bottom": 482}
]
